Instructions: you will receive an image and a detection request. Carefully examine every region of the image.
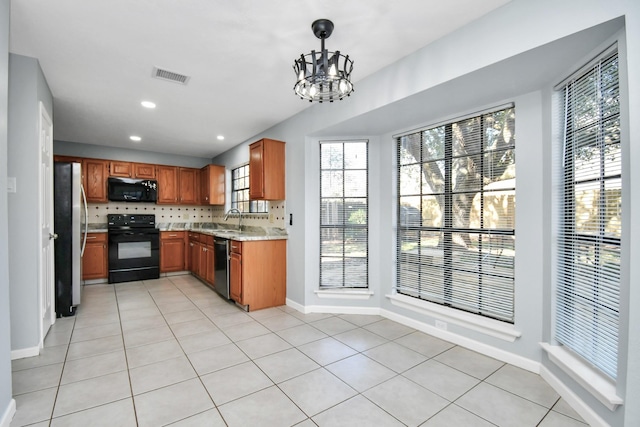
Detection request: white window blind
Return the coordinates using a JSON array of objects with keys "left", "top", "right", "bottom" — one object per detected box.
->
[
  {"left": 396, "top": 107, "right": 515, "bottom": 322},
  {"left": 320, "top": 141, "right": 368, "bottom": 288},
  {"left": 231, "top": 164, "right": 267, "bottom": 213},
  {"left": 555, "top": 50, "right": 620, "bottom": 380}
]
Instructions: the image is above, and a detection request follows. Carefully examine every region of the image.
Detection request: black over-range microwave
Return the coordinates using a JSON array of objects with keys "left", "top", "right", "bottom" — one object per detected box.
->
[{"left": 107, "top": 177, "right": 158, "bottom": 202}]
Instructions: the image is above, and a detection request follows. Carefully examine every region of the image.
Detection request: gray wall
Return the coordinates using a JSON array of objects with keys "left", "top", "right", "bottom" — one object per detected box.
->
[
  {"left": 7, "top": 54, "right": 53, "bottom": 352},
  {"left": 0, "top": 0, "right": 13, "bottom": 423},
  {"left": 211, "top": 1, "right": 640, "bottom": 426},
  {"left": 54, "top": 139, "right": 212, "bottom": 168}
]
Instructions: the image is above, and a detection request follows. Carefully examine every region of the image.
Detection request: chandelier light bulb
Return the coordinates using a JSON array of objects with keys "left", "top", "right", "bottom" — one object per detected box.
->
[
  {"left": 329, "top": 64, "right": 337, "bottom": 76},
  {"left": 309, "top": 85, "right": 318, "bottom": 97}
]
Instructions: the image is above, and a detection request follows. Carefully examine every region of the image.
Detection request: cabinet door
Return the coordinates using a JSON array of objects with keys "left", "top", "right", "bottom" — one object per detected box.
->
[
  {"left": 190, "top": 240, "right": 201, "bottom": 276},
  {"left": 249, "top": 138, "right": 285, "bottom": 200},
  {"left": 199, "top": 244, "right": 208, "bottom": 279},
  {"left": 230, "top": 252, "right": 242, "bottom": 303},
  {"left": 201, "top": 165, "right": 225, "bottom": 205},
  {"left": 82, "top": 235, "right": 108, "bottom": 280},
  {"left": 83, "top": 159, "right": 108, "bottom": 202},
  {"left": 249, "top": 140, "right": 264, "bottom": 199},
  {"left": 205, "top": 243, "right": 215, "bottom": 285},
  {"left": 179, "top": 168, "right": 197, "bottom": 204},
  {"left": 134, "top": 163, "right": 156, "bottom": 179},
  {"left": 157, "top": 166, "right": 178, "bottom": 204},
  {"left": 109, "top": 161, "right": 132, "bottom": 177},
  {"left": 160, "top": 233, "right": 185, "bottom": 272}
]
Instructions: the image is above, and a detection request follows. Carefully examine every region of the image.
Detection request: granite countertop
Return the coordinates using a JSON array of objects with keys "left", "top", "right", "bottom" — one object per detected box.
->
[
  {"left": 84, "top": 224, "right": 108, "bottom": 233},
  {"left": 85, "top": 222, "right": 288, "bottom": 241}
]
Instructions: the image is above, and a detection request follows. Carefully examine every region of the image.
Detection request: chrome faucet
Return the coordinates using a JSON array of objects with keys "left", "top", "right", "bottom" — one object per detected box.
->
[{"left": 224, "top": 208, "right": 243, "bottom": 231}]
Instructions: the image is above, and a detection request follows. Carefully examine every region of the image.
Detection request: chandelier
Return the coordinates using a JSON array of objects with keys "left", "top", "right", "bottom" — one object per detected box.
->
[{"left": 293, "top": 19, "right": 354, "bottom": 103}]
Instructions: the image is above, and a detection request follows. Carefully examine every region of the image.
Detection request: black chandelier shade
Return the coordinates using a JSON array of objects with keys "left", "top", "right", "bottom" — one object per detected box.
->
[{"left": 293, "top": 19, "right": 354, "bottom": 103}]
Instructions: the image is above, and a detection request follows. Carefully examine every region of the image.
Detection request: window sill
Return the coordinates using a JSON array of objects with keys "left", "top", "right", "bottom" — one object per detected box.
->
[
  {"left": 315, "top": 289, "right": 374, "bottom": 300},
  {"left": 540, "top": 342, "right": 623, "bottom": 411},
  {"left": 385, "top": 293, "right": 521, "bottom": 342}
]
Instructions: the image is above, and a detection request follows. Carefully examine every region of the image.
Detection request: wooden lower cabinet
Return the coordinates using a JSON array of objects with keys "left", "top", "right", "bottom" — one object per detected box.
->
[
  {"left": 189, "top": 237, "right": 201, "bottom": 277},
  {"left": 229, "top": 239, "right": 286, "bottom": 311},
  {"left": 82, "top": 233, "right": 108, "bottom": 280},
  {"left": 188, "top": 233, "right": 215, "bottom": 287},
  {"left": 199, "top": 235, "right": 214, "bottom": 285},
  {"left": 160, "top": 231, "right": 185, "bottom": 272}
]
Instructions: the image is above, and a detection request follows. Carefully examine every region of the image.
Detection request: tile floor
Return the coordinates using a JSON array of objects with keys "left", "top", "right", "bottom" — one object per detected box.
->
[{"left": 10, "top": 275, "right": 589, "bottom": 426}]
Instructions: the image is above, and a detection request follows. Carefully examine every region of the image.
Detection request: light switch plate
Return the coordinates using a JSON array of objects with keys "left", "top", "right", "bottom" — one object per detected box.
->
[{"left": 7, "top": 177, "right": 16, "bottom": 193}]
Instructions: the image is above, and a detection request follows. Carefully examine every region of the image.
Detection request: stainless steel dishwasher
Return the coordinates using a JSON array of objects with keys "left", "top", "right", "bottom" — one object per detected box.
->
[{"left": 213, "top": 238, "right": 230, "bottom": 299}]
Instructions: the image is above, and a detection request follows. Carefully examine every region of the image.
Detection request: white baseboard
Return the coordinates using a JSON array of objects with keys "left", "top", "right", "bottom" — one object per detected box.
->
[
  {"left": 540, "top": 365, "right": 610, "bottom": 427},
  {"left": 11, "top": 346, "right": 39, "bottom": 360},
  {"left": 380, "top": 308, "right": 540, "bottom": 373},
  {"left": 0, "top": 399, "right": 16, "bottom": 427},
  {"left": 285, "top": 298, "right": 305, "bottom": 313},
  {"left": 285, "top": 298, "right": 538, "bottom": 373}
]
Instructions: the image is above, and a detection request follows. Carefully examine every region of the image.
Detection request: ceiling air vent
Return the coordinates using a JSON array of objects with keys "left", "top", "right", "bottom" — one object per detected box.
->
[{"left": 152, "top": 67, "right": 191, "bottom": 85}]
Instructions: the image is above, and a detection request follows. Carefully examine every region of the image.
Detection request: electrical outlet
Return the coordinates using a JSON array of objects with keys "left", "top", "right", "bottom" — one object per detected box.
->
[
  {"left": 183, "top": 213, "right": 189, "bottom": 220},
  {"left": 435, "top": 320, "right": 447, "bottom": 330},
  {"left": 269, "top": 213, "right": 274, "bottom": 223}
]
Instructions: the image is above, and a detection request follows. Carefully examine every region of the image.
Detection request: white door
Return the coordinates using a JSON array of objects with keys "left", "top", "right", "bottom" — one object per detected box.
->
[{"left": 39, "top": 102, "right": 55, "bottom": 343}]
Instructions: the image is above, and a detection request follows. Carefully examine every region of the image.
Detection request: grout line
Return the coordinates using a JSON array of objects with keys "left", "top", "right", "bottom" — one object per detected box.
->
[{"left": 25, "top": 276, "right": 571, "bottom": 426}]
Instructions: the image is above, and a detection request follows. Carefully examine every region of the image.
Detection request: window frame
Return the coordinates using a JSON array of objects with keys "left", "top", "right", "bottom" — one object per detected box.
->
[
  {"left": 553, "top": 47, "right": 621, "bottom": 381},
  {"left": 319, "top": 140, "right": 369, "bottom": 289},
  {"left": 395, "top": 105, "right": 516, "bottom": 323},
  {"left": 230, "top": 163, "right": 267, "bottom": 213}
]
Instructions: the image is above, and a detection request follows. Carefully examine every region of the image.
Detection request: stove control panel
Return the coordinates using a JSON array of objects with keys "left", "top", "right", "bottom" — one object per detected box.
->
[{"left": 107, "top": 214, "right": 156, "bottom": 227}]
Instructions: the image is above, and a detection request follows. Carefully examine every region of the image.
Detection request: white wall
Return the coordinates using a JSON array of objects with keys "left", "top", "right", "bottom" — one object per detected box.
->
[
  {"left": 7, "top": 54, "right": 53, "bottom": 353},
  {"left": 0, "top": 0, "right": 15, "bottom": 424},
  {"left": 212, "top": 1, "right": 640, "bottom": 426}
]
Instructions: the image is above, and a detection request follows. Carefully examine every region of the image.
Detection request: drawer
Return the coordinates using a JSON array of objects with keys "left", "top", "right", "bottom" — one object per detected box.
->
[
  {"left": 230, "top": 240, "right": 242, "bottom": 254},
  {"left": 201, "top": 234, "right": 214, "bottom": 246},
  {"left": 84, "top": 232, "right": 107, "bottom": 243},
  {"left": 188, "top": 232, "right": 200, "bottom": 242},
  {"left": 160, "top": 231, "right": 185, "bottom": 240}
]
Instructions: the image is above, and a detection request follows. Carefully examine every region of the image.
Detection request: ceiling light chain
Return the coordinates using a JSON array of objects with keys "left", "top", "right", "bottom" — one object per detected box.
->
[{"left": 293, "top": 19, "right": 354, "bottom": 103}]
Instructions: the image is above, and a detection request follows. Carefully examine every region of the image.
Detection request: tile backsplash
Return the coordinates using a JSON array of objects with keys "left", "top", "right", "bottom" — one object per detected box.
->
[{"left": 88, "top": 200, "right": 286, "bottom": 228}]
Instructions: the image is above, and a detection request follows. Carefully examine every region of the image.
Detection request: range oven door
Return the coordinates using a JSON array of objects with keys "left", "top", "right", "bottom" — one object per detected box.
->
[{"left": 108, "top": 228, "right": 159, "bottom": 283}]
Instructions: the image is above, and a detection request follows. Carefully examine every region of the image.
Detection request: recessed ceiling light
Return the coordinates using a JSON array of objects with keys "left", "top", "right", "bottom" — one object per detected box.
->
[
  {"left": 216, "top": 135, "right": 224, "bottom": 141},
  {"left": 141, "top": 101, "right": 156, "bottom": 109},
  {"left": 130, "top": 136, "right": 142, "bottom": 142}
]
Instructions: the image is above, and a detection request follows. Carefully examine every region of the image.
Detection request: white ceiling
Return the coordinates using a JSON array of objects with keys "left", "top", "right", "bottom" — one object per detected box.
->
[{"left": 9, "top": 0, "right": 510, "bottom": 159}]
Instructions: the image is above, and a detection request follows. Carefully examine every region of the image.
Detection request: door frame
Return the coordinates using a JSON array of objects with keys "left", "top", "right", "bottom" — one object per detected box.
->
[{"left": 39, "top": 101, "right": 55, "bottom": 346}]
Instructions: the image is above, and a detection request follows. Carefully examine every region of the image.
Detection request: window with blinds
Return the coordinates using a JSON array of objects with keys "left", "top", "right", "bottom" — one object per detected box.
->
[
  {"left": 396, "top": 106, "right": 515, "bottom": 322},
  {"left": 231, "top": 164, "right": 267, "bottom": 213},
  {"left": 555, "top": 49, "right": 620, "bottom": 380},
  {"left": 320, "top": 141, "right": 368, "bottom": 288}
]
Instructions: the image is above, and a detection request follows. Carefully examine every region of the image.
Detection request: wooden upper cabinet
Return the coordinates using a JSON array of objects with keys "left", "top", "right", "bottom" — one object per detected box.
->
[
  {"left": 133, "top": 163, "right": 156, "bottom": 179},
  {"left": 156, "top": 165, "right": 178, "bottom": 204},
  {"left": 53, "top": 155, "right": 83, "bottom": 164},
  {"left": 178, "top": 168, "right": 198, "bottom": 204},
  {"left": 82, "top": 158, "right": 109, "bottom": 202},
  {"left": 201, "top": 164, "right": 225, "bottom": 205},
  {"left": 109, "top": 161, "right": 132, "bottom": 177},
  {"left": 249, "top": 138, "right": 285, "bottom": 200}
]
